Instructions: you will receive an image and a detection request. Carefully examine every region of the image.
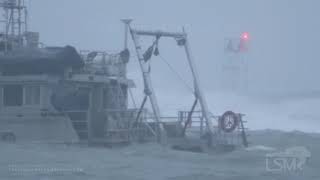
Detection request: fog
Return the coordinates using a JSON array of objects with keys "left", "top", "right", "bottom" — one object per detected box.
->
[{"left": 28, "top": 0, "right": 320, "bottom": 132}]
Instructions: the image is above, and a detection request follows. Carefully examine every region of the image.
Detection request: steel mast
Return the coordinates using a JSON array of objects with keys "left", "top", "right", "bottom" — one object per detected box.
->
[
  {"left": 123, "top": 20, "right": 166, "bottom": 143},
  {"left": 182, "top": 29, "right": 215, "bottom": 134}
]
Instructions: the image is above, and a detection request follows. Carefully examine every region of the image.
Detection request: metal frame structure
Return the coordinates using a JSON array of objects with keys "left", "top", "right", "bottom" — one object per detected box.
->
[
  {"left": 123, "top": 20, "right": 217, "bottom": 144},
  {"left": 0, "top": 0, "right": 28, "bottom": 51}
]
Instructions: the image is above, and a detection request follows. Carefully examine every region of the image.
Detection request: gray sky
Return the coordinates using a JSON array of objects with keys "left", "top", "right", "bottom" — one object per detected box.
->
[{"left": 28, "top": 0, "right": 320, "bottom": 94}]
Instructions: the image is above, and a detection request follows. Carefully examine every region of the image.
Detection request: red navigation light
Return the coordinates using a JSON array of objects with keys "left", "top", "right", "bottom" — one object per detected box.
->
[{"left": 241, "top": 32, "right": 249, "bottom": 41}]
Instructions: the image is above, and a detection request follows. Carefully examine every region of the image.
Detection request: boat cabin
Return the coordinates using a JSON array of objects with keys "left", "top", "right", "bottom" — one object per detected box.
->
[{"left": 0, "top": 45, "right": 136, "bottom": 143}]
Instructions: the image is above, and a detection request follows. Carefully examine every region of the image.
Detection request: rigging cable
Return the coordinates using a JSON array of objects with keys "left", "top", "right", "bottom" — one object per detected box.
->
[{"left": 158, "top": 54, "right": 194, "bottom": 94}]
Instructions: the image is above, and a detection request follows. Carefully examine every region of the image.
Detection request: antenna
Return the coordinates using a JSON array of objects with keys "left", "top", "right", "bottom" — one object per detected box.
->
[{"left": 0, "top": 0, "right": 28, "bottom": 51}]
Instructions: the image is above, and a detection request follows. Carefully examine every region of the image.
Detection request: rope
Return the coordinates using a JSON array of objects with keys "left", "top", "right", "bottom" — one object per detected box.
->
[{"left": 158, "top": 54, "right": 194, "bottom": 93}]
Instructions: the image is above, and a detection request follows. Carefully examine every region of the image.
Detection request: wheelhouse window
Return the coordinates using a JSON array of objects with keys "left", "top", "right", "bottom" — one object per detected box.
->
[
  {"left": 24, "top": 86, "right": 40, "bottom": 105},
  {"left": 3, "top": 85, "right": 23, "bottom": 106}
]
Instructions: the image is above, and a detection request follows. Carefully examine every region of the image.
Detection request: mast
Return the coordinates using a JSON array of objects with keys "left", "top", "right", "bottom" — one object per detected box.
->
[
  {"left": 182, "top": 29, "right": 215, "bottom": 133},
  {"left": 121, "top": 19, "right": 132, "bottom": 50},
  {"left": 128, "top": 24, "right": 167, "bottom": 143}
]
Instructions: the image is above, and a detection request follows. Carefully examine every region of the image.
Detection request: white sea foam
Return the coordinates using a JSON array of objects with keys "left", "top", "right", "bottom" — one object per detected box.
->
[{"left": 245, "top": 145, "right": 276, "bottom": 152}]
